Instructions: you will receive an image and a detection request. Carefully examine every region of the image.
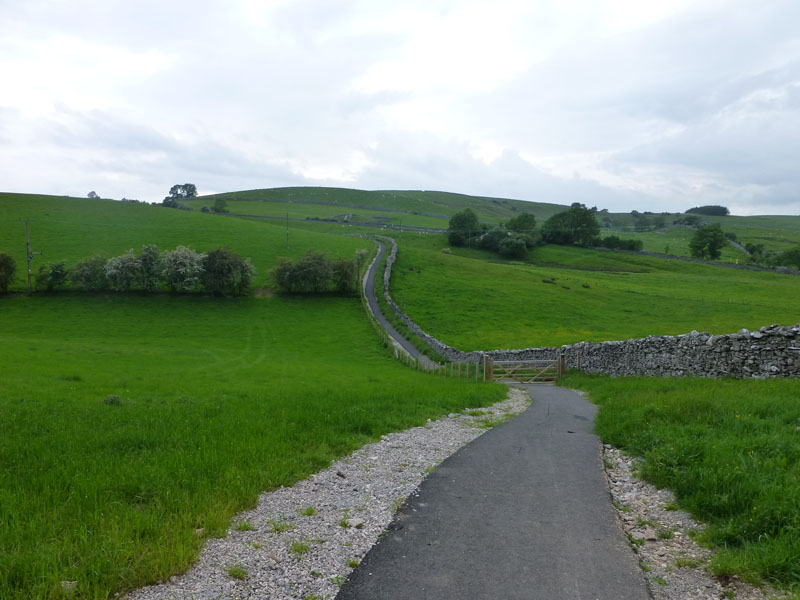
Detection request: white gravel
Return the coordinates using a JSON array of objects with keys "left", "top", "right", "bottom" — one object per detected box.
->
[{"left": 124, "top": 388, "right": 531, "bottom": 600}]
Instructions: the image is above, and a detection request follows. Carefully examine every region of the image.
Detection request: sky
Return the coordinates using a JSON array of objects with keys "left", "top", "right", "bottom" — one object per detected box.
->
[{"left": 2, "top": 0, "right": 799, "bottom": 215}]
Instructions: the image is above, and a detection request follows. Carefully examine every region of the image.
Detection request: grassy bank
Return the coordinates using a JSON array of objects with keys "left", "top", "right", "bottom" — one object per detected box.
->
[
  {"left": 0, "top": 295, "right": 505, "bottom": 599},
  {"left": 562, "top": 374, "right": 800, "bottom": 589}
]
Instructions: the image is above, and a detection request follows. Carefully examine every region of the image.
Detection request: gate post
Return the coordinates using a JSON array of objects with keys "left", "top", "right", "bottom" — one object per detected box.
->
[
  {"left": 558, "top": 354, "right": 566, "bottom": 379},
  {"left": 483, "top": 355, "right": 492, "bottom": 382}
]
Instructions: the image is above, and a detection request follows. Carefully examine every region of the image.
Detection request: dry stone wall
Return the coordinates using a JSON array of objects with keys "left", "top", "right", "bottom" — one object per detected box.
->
[{"left": 379, "top": 236, "right": 800, "bottom": 379}]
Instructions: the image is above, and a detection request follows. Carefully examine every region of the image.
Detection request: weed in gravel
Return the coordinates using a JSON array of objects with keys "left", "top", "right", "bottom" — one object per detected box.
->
[
  {"left": 663, "top": 502, "right": 680, "bottom": 511},
  {"left": 269, "top": 518, "right": 295, "bottom": 534},
  {"left": 348, "top": 559, "right": 359, "bottom": 568},
  {"left": 289, "top": 539, "right": 310, "bottom": 558},
  {"left": 658, "top": 528, "right": 675, "bottom": 540},
  {"left": 675, "top": 556, "right": 703, "bottom": 569},
  {"left": 653, "top": 577, "right": 668, "bottom": 586},
  {"left": 331, "top": 575, "right": 346, "bottom": 585},
  {"left": 234, "top": 521, "right": 254, "bottom": 532},
  {"left": 226, "top": 565, "right": 247, "bottom": 580},
  {"left": 613, "top": 501, "right": 632, "bottom": 513},
  {"left": 300, "top": 506, "right": 318, "bottom": 517}
]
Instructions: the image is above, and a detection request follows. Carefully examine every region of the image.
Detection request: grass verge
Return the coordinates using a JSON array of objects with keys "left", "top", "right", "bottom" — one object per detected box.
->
[{"left": 561, "top": 373, "right": 800, "bottom": 590}]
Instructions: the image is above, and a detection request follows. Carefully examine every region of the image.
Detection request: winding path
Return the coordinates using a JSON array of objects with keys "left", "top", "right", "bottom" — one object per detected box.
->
[{"left": 363, "top": 239, "right": 438, "bottom": 370}]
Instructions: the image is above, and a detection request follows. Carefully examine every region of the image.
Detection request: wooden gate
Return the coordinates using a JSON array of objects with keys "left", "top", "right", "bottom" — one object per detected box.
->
[{"left": 484, "top": 355, "right": 564, "bottom": 383}]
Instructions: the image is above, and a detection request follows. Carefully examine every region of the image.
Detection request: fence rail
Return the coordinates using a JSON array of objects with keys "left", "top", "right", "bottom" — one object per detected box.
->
[{"left": 484, "top": 355, "right": 565, "bottom": 383}]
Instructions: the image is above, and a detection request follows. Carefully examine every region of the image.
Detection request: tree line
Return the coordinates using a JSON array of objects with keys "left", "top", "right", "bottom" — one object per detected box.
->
[{"left": 0, "top": 245, "right": 255, "bottom": 296}]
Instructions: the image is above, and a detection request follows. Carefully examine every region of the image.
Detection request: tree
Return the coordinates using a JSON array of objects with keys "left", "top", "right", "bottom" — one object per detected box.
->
[
  {"left": 633, "top": 213, "right": 651, "bottom": 232},
  {"left": 541, "top": 207, "right": 600, "bottom": 246},
  {"left": 271, "top": 251, "right": 335, "bottom": 294},
  {"left": 161, "top": 246, "right": 204, "bottom": 292},
  {"left": 212, "top": 198, "right": 229, "bottom": 214},
  {"left": 686, "top": 205, "right": 729, "bottom": 216},
  {"left": 478, "top": 229, "right": 508, "bottom": 252},
  {"left": 505, "top": 212, "right": 536, "bottom": 233},
  {"left": 104, "top": 250, "right": 141, "bottom": 292},
  {"left": 35, "top": 262, "right": 69, "bottom": 292},
  {"left": 689, "top": 224, "right": 727, "bottom": 260},
  {"left": 0, "top": 253, "right": 16, "bottom": 294},
  {"left": 162, "top": 183, "right": 197, "bottom": 208},
  {"left": 447, "top": 208, "right": 481, "bottom": 247},
  {"left": 331, "top": 258, "right": 357, "bottom": 295},
  {"left": 138, "top": 244, "right": 162, "bottom": 292},
  {"left": 201, "top": 247, "right": 255, "bottom": 296},
  {"left": 87, "top": 191, "right": 99, "bottom": 199},
  {"left": 71, "top": 256, "right": 108, "bottom": 291},
  {"left": 775, "top": 246, "right": 800, "bottom": 269}
]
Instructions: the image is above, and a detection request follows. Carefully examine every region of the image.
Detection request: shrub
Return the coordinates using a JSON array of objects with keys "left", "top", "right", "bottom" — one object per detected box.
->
[
  {"left": 161, "top": 246, "right": 204, "bottom": 293},
  {"left": 35, "top": 262, "right": 69, "bottom": 292},
  {"left": 331, "top": 258, "right": 357, "bottom": 295},
  {"left": 0, "top": 253, "right": 16, "bottom": 294},
  {"left": 478, "top": 229, "right": 508, "bottom": 252},
  {"left": 272, "top": 251, "right": 332, "bottom": 294},
  {"left": 105, "top": 250, "right": 141, "bottom": 292},
  {"left": 505, "top": 212, "right": 536, "bottom": 234},
  {"left": 598, "top": 236, "right": 643, "bottom": 251},
  {"left": 498, "top": 235, "right": 529, "bottom": 259},
  {"left": 71, "top": 256, "right": 109, "bottom": 291},
  {"left": 138, "top": 245, "right": 162, "bottom": 292},
  {"left": 201, "top": 247, "right": 255, "bottom": 296}
]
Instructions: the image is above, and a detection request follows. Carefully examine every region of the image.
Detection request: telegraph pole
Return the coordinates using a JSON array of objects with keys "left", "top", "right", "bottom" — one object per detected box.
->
[
  {"left": 285, "top": 213, "right": 290, "bottom": 249},
  {"left": 21, "top": 218, "right": 32, "bottom": 293}
]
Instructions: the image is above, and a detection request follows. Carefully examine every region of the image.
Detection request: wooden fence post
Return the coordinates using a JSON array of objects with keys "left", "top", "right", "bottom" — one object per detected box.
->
[
  {"left": 558, "top": 354, "right": 566, "bottom": 379},
  {"left": 483, "top": 355, "right": 491, "bottom": 382}
]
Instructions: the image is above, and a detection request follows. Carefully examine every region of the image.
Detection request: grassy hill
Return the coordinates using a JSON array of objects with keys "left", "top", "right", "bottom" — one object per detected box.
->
[
  {"left": 388, "top": 234, "right": 800, "bottom": 350},
  {"left": 0, "top": 193, "right": 366, "bottom": 292}
]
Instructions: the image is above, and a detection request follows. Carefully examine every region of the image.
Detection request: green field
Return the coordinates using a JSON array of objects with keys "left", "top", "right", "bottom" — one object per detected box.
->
[
  {"left": 563, "top": 374, "right": 800, "bottom": 589},
  {"left": 0, "top": 193, "right": 367, "bottom": 292},
  {"left": 4, "top": 188, "right": 800, "bottom": 597},
  {"left": 388, "top": 235, "right": 800, "bottom": 350},
  {"left": 0, "top": 295, "right": 504, "bottom": 599}
]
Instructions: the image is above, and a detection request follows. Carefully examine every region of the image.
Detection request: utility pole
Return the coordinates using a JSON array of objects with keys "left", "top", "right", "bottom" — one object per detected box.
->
[
  {"left": 286, "top": 213, "right": 290, "bottom": 249},
  {"left": 20, "top": 218, "right": 40, "bottom": 293}
]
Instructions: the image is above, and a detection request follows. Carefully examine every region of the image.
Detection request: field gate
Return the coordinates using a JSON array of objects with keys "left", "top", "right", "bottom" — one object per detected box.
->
[{"left": 483, "top": 355, "right": 565, "bottom": 384}]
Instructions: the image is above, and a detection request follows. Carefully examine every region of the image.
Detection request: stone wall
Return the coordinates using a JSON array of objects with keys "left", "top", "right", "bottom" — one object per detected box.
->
[{"left": 379, "top": 236, "right": 800, "bottom": 378}]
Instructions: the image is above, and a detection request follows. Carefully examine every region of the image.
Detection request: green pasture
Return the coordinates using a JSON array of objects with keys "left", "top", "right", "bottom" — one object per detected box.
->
[
  {"left": 205, "top": 186, "right": 567, "bottom": 223},
  {"left": 0, "top": 295, "right": 505, "bottom": 599},
  {"left": 0, "top": 193, "right": 367, "bottom": 291},
  {"left": 388, "top": 235, "right": 800, "bottom": 350},
  {"left": 563, "top": 374, "right": 800, "bottom": 589},
  {"left": 181, "top": 197, "right": 449, "bottom": 229}
]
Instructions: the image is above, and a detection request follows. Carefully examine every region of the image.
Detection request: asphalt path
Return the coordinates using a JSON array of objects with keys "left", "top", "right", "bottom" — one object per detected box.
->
[
  {"left": 337, "top": 385, "right": 651, "bottom": 600},
  {"left": 363, "top": 240, "right": 437, "bottom": 370}
]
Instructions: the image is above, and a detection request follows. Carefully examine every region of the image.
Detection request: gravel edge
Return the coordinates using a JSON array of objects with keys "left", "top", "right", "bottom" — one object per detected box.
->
[
  {"left": 124, "top": 388, "right": 531, "bottom": 600},
  {"left": 604, "top": 444, "right": 791, "bottom": 600}
]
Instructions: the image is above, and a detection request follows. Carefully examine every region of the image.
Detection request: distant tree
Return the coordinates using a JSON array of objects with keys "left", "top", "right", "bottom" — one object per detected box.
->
[
  {"left": 633, "top": 213, "right": 651, "bottom": 232},
  {"left": 35, "top": 262, "right": 69, "bottom": 292},
  {"left": 201, "top": 205, "right": 211, "bottom": 213},
  {"left": 138, "top": 244, "right": 162, "bottom": 292},
  {"left": 162, "top": 183, "right": 197, "bottom": 208},
  {"left": 447, "top": 208, "right": 481, "bottom": 247},
  {"left": 498, "top": 235, "right": 529, "bottom": 259},
  {"left": 724, "top": 231, "right": 737, "bottom": 241},
  {"left": 201, "top": 247, "right": 255, "bottom": 296},
  {"left": 505, "top": 212, "right": 536, "bottom": 233},
  {"left": 686, "top": 205, "right": 729, "bottom": 216},
  {"left": 161, "top": 246, "right": 204, "bottom": 292},
  {"left": 87, "top": 191, "right": 99, "bottom": 199},
  {"left": 272, "top": 251, "right": 333, "bottom": 294},
  {"left": 598, "top": 236, "right": 643, "bottom": 251},
  {"left": 212, "top": 198, "right": 229, "bottom": 214},
  {"left": 674, "top": 214, "right": 702, "bottom": 227},
  {"left": 71, "top": 256, "right": 108, "bottom": 291},
  {"left": 0, "top": 253, "right": 16, "bottom": 294},
  {"left": 571, "top": 202, "right": 587, "bottom": 209},
  {"left": 104, "top": 250, "right": 141, "bottom": 292},
  {"left": 652, "top": 215, "right": 666, "bottom": 229},
  {"left": 689, "top": 224, "right": 727, "bottom": 260},
  {"left": 775, "top": 246, "right": 800, "bottom": 269},
  {"left": 541, "top": 207, "right": 600, "bottom": 247}
]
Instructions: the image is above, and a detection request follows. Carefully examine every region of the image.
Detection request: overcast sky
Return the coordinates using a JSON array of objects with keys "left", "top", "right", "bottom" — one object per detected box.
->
[{"left": 2, "top": 0, "right": 799, "bottom": 215}]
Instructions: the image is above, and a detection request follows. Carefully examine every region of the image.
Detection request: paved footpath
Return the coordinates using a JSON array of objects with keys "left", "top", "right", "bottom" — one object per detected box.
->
[{"left": 337, "top": 385, "right": 651, "bottom": 600}]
